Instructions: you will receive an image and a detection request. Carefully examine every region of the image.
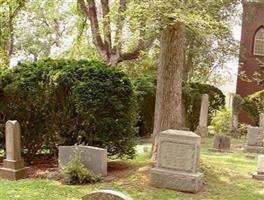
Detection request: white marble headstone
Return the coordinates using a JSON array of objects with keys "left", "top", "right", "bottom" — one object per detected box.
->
[{"left": 257, "top": 155, "right": 264, "bottom": 174}]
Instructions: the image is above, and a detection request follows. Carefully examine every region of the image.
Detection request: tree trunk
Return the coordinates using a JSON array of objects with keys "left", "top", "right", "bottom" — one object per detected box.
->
[{"left": 152, "top": 23, "right": 185, "bottom": 161}]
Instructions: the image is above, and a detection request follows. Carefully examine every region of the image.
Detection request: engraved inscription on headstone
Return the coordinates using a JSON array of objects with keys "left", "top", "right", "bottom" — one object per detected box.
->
[
  {"left": 159, "top": 141, "right": 194, "bottom": 172},
  {"left": 150, "top": 129, "right": 203, "bottom": 193},
  {"left": 81, "top": 152, "right": 92, "bottom": 162}
]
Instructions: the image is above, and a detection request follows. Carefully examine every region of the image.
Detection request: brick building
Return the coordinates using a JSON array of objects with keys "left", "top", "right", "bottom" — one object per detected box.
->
[{"left": 236, "top": 0, "right": 264, "bottom": 123}]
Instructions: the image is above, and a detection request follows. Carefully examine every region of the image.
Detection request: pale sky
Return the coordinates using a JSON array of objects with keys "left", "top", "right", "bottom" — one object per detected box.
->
[
  {"left": 220, "top": 25, "right": 241, "bottom": 94},
  {"left": 219, "top": 1, "right": 243, "bottom": 95}
]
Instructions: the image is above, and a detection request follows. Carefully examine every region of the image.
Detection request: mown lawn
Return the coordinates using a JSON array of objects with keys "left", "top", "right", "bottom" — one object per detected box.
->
[{"left": 0, "top": 137, "right": 264, "bottom": 200}]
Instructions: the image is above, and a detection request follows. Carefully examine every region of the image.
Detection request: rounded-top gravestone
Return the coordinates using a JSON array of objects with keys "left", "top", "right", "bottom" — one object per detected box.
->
[{"left": 82, "top": 190, "right": 132, "bottom": 200}]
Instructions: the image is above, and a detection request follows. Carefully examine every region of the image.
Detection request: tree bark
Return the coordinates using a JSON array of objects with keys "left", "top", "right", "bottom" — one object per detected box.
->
[
  {"left": 152, "top": 23, "right": 185, "bottom": 160},
  {"left": 77, "top": 0, "right": 156, "bottom": 66}
]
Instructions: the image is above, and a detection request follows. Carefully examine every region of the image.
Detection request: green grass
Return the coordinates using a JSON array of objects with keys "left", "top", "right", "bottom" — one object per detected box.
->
[{"left": 0, "top": 137, "right": 264, "bottom": 200}]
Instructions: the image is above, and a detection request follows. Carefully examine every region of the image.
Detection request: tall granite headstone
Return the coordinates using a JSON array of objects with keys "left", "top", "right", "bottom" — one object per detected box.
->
[
  {"left": 59, "top": 145, "right": 107, "bottom": 176},
  {"left": 150, "top": 129, "right": 203, "bottom": 193},
  {"left": 0, "top": 120, "right": 27, "bottom": 180},
  {"left": 196, "top": 94, "right": 209, "bottom": 137},
  {"left": 245, "top": 126, "right": 264, "bottom": 154}
]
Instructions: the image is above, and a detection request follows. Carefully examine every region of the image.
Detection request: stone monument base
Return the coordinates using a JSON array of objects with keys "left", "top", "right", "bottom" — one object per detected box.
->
[
  {"left": 150, "top": 168, "right": 203, "bottom": 193},
  {"left": 195, "top": 126, "right": 208, "bottom": 137},
  {"left": 244, "top": 145, "right": 264, "bottom": 154},
  {"left": 208, "top": 148, "right": 232, "bottom": 153},
  {"left": 253, "top": 172, "right": 264, "bottom": 181},
  {"left": 0, "top": 159, "right": 27, "bottom": 180}
]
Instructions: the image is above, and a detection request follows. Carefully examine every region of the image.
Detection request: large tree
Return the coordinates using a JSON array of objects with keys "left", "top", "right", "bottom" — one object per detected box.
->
[
  {"left": 74, "top": 0, "right": 239, "bottom": 160},
  {"left": 145, "top": 0, "right": 239, "bottom": 160}
]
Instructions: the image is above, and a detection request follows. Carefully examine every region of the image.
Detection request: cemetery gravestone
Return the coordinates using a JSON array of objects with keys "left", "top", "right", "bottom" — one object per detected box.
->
[
  {"left": 59, "top": 145, "right": 107, "bottom": 176},
  {"left": 260, "top": 113, "right": 264, "bottom": 128},
  {"left": 82, "top": 190, "right": 132, "bottom": 200},
  {"left": 0, "top": 120, "right": 27, "bottom": 180},
  {"left": 150, "top": 129, "right": 203, "bottom": 193},
  {"left": 253, "top": 155, "right": 264, "bottom": 181},
  {"left": 195, "top": 94, "right": 209, "bottom": 137},
  {"left": 210, "top": 135, "right": 231, "bottom": 153},
  {"left": 231, "top": 114, "right": 238, "bottom": 130},
  {"left": 245, "top": 126, "right": 264, "bottom": 154}
]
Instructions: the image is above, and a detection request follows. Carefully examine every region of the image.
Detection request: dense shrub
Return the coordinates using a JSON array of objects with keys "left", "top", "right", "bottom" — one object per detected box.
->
[
  {"left": 182, "top": 82, "right": 226, "bottom": 131},
  {"left": 209, "top": 108, "right": 231, "bottom": 134},
  {"left": 242, "top": 90, "right": 264, "bottom": 125},
  {"left": 0, "top": 130, "right": 4, "bottom": 150},
  {"left": 0, "top": 59, "right": 136, "bottom": 159},
  {"left": 133, "top": 75, "right": 156, "bottom": 137},
  {"left": 134, "top": 75, "right": 225, "bottom": 135},
  {"left": 232, "top": 94, "right": 244, "bottom": 115}
]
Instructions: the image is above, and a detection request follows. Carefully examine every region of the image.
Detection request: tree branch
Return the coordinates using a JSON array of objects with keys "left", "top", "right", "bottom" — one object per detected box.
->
[
  {"left": 114, "top": 0, "right": 126, "bottom": 55},
  {"left": 101, "top": 0, "right": 111, "bottom": 52},
  {"left": 119, "top": 35, "right": 156, "bottom": 63},
  {"left": 77, "top": 0, "right": 108, "bottom": 60},
  {"left": 8, "top": 5, "right": 14, "bottom": 56},
  {"left": 10, "top": 0, "right": 26, "bottom": 20}
]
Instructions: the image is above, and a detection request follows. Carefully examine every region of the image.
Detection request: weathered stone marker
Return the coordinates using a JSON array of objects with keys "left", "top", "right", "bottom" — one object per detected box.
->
[
  {"left": 260, "top": 113, "right": 264, "bottom": 128},
  {"left": 253, "top": 155, "right": 264, "bottom": 181},
  {"left": 245, "top": 126, "right": 264, "bottom": 154},
  {"left": 82, "top": 190, "right": 132, "bottom": 200},
  {"left": 59, "top": 145, "right": 107, "bottom": 176},
  {"left": 209, "top": 135, "right": 231, "bottom": 153},
  {"left": 196, "top": 94, "right": 209, "bottom": 137},
  {"left": 150, "top": 129, "right": 203, "bottom": 193},
  {"left": 231, "top": 114, "right": 239, "bottom": 130},
  {"left": 0, "top": 120, "right": 27, "bottom": 180}
]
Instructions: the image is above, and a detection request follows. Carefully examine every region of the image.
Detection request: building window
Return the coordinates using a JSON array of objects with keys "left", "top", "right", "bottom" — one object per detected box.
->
[{"left": 254, "top": 28, "right": 264, "bottom": 56}]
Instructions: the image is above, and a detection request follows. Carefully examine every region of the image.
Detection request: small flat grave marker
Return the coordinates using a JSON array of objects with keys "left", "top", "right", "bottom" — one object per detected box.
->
[{"left": 82, "top": 190, "right": 132, "bottom": 200}]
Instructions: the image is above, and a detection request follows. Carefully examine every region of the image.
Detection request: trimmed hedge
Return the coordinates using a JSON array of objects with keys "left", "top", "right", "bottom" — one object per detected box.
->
[
  {"left": 133, "top": 75, "right": 156, "bottom": 137},
  {"left": 134, "top": 75, "right": 225, "bottom": 135},
  {"left": 242, "top": 90, "right": 264, "bottom": 125},
  {"left": 0, "top": 59, "right": 136, "bottom": 159},
  {"left": 182, "top": 82, "right": 226, "bottom": 131}
]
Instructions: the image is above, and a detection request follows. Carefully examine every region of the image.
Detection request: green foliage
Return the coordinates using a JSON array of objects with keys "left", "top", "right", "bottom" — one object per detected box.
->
[
  {"left": 133, "top": 75, "right": 156, "bottom": 136},
  {"left": 15, "top": 0, "right": 74, "bottom": 61},
  {"left": 182, "top": 82, "right": 226, "bottom": 131},
  {"left": 232, "top": 94, "right": 244, "bottom": 115},
  {"left": 242, "top": 90, "right": 264, "bottom": 125},
  {"left": 0, "top": 59, "right": 136, "bottom": 159},
  {"left": 133, "top": 75, "right": 225, "bottom": 135},
  {"left": 61, "top": 151, "right": 100, "bottom": 185},
  {"left": 237, "top": 123, "right": 248, "bottom": 137},
  {"left": 210, "top": 108, "right": 231, "bottom": 134},
  {"left": 0, "top": 0, "right": 26, "bottom": 67},
  {"left": 0, "top": 130, "right": 4, "bottom": 149}
]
